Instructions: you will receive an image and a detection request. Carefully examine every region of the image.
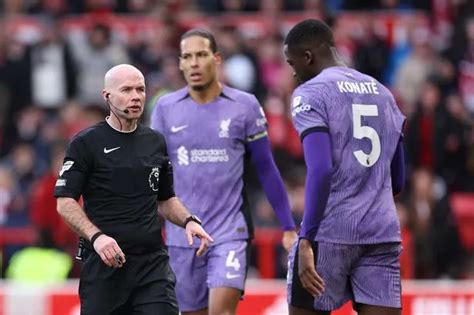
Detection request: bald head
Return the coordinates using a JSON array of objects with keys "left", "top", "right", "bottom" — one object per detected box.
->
[
  {"left": 102, "top": 64, "right": 146, "bottom": 121},
  {"left": 104, "top": 64, "right": 144, "bottom": 89}
]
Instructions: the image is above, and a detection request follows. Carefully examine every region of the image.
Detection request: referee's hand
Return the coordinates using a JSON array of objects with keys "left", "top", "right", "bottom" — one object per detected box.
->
[
  {"left": 185, "top": 222, "right": 214, "bottom": 257},
  {"left": 93, "top": 234, "right": 126, "bottom": 268}
]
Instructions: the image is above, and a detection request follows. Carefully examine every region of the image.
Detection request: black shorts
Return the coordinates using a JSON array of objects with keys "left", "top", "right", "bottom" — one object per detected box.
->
[{"left": 79, "top": 247, "right": 178, "bottom": 315}]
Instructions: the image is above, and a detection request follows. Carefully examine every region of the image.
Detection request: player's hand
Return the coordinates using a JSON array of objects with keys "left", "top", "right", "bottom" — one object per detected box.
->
[
  {"left": 282, "top": 230, "right": 298, "bottom": 252},
  {"left": 93, "top": 234, "right": 126, "bottom": 268},
  {"left": 298, "top": 239, "right": 325, "bottom": 297},
  {"left": 185, "top": 222, "right": 214, "bottom": 257}
]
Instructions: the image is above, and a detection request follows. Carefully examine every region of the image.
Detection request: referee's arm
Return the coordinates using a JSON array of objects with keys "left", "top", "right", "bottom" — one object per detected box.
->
[
  {"left": 158, "top": 197, "right": 191, "bottom": 228},
  {"left": 57, "top": 197, "right": 125, "bottom": 268},
  {"left": 57, "top": 197, "right": 101, "bottom": 241}
]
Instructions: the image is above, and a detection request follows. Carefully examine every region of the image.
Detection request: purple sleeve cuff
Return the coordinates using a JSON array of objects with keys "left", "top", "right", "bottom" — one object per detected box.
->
[
  {"left": 247, "top": 137, "right": 296, "bottom": 231},
  {"left": 299, "top": 131, "right": 332, "bottom": 240},
  {"left": 391, "top": 137, "right": 405, "bottom": 196}
]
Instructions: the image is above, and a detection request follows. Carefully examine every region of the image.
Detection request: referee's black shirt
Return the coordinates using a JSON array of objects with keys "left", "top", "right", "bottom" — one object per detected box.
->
[{"left": 54, "top": 121, "right": 175, "bottom": 254}]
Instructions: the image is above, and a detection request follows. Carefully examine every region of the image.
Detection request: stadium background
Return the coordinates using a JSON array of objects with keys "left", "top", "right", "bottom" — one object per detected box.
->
[{"left": 0, "top": 0, "right": 473, "bottom": 314}]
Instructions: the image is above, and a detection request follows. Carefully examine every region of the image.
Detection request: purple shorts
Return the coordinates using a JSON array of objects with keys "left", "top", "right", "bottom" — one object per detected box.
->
[
  {"left": 168, "top": 240, "right": 248, "bottom": 312},
  {"left": 287, "top": 241, "right": 402, "bottom": 311}
]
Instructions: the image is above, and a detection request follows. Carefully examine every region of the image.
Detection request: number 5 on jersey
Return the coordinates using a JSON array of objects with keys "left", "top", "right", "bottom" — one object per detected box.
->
[{"left": 352, "top": 104, "right": 381, "bottom": 167}]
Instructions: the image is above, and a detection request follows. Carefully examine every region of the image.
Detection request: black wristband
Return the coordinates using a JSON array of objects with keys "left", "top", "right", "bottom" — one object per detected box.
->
[
  {"left": 90, "top": 231, "right": 104, "bottom": 245},
  {"left": 184, "top": 215, "right": 202, "bottom": 227}
]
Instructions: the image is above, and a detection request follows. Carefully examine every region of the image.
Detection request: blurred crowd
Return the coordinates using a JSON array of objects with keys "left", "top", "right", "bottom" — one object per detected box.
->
[{"left": 0, "top": 0, "right": 473, "bottom": 281}]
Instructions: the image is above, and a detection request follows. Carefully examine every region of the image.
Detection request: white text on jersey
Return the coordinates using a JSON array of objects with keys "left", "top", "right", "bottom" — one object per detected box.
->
[{"left": 337, "top": 81, "right": 379, "bottom": 95}]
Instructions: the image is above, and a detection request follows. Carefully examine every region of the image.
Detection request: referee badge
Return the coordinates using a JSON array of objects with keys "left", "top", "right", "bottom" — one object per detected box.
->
[{"left": 148, "top": 167, "right": 160, "bottom": 191}]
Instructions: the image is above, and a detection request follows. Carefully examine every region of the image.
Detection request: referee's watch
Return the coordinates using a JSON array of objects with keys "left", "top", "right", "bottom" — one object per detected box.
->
[{"left": 184, "top": 215, "right": 202, "bottom": 227}]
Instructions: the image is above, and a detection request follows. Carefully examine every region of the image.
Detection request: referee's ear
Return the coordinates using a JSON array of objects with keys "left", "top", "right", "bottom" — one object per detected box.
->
[{"left": 102, "top": 90, "right": 109, "bottom": 101}]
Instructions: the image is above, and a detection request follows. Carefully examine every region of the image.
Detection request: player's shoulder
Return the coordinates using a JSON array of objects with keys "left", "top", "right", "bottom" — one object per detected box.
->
[
  {"left": 155, "top": 87, "right": 189, "bottom": 108},
  {"left": 222, "top": 85, "right": 259, "bottom": 106}
]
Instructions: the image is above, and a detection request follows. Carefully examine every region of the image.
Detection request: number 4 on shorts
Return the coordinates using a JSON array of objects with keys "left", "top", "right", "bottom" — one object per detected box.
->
[{"left": 226, "top": 250, "right": 240, "bottom": 271}]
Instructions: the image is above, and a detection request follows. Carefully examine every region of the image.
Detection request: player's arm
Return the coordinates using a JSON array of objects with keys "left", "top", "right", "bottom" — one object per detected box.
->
[
  {"left": 300, "top": 131, "right": 332, "bottom": 241},
  {"left": 298, "top": 131, "right": 332, "bottom": 297},
  {"left": 391, "top": 136, "right": 405, "bottom": 196},
  {"left": 246, "top": 135, "right": 297, "bottom": 251}
]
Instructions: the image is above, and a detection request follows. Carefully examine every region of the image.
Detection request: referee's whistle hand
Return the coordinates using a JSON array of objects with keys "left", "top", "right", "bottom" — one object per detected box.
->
[{"left": 93, "top": 234, "right": 126, "bottom": 268}]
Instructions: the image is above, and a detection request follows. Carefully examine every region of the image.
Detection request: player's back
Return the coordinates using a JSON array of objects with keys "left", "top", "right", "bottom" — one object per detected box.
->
[{"left": 292, "top": 67, "right": 405, "bottom": 244}]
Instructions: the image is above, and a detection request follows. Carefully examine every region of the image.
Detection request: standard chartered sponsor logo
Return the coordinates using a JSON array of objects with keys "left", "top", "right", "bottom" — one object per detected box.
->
[
  {"left": 177, "top": 146, "right": 189, "bottom": 165},
  {"left": 191, "top": 149, "right": 229, "bottom": 163},
  {"left": 176, "top": 146, "right": 229, "bottom": 165}
]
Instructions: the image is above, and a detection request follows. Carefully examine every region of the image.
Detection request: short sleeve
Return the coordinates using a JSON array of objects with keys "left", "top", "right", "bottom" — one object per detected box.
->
[
  {"left": 290, "top": 86, "right": 328, "bottom": 140},
  {"left": 157, "top": 138, "right": 176, "bottom": 201},
  {"left": 150, "top": 97, "right": 165, "bottom": 133},
  {"left": 245, "top": 95, "right": 268, "bottom": 142},
  {"left": 53, "top": 136, "right": 92, "bottom": 200}
]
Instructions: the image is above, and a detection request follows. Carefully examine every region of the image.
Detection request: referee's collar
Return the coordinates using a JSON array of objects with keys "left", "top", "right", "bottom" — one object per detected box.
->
[{"left": 176, "top": 85, "right": 234, "bottom": 102}]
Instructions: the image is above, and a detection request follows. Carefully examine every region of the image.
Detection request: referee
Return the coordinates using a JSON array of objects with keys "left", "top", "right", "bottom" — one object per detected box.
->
[{"left": 54, "top": 64, "right": 213, "bottom": 315}]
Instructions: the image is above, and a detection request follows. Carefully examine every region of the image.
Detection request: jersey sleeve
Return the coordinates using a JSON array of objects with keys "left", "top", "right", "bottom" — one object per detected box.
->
[
  {"left": 150, "top": 97, "right": 165, "bottom": 133},
  {"left": 53, "top": 136, "right": 92, "bottom": 200},
  {"left": 245, "top": 95, "right": 268, "bottom": 142},
  {"left": 291, "top": 85, "right": 329, "bottom": 140},
  {"left": 157, "top": 138, "right": 176, "bottom": 201}
]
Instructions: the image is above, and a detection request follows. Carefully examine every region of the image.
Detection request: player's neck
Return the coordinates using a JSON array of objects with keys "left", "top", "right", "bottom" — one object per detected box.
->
[
  {"left": 106, "top": 115, "right": 137, "bottom": 133},
  {"left": 189, "top": 81, "right": 222, "bottom": 104}
]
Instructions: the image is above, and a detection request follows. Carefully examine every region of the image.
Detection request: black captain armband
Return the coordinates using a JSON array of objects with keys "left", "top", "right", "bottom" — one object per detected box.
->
[{"left": 90, "top": 231, "right": 104, "bottom": 246}]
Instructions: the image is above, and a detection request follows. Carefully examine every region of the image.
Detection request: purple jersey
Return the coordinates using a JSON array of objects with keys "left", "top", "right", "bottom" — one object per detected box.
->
[
  {"left": 151, "top": 86, "right": 267, "bottom": 247},
  {"left": 291, "top": 67, "right": 405, "bottom": 244}
]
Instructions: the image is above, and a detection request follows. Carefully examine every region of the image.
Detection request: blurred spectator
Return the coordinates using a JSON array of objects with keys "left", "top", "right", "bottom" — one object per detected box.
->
[
  {"left": 0, "top": 34, "right": 32, "bottom": 155},
  {"left": 407, "top": 168, "right": 465, "bottom": 278},
  {"left": 457, "top": 17, "right": 474, "bottom": 114},
  {"left": 0, "top": 166, "right": 15, "bottom": 225},
  {"left": 404, "top": 78, "right": 444, "bottom": 171},
  {"left": 257, "top": 35, "right": 286, "bottom": 94},
  {"left": 218, "top": 26, "right": 258, "bottom": 93},
  {"left": 395, "top": 26, "right": 437, "bottom": 117},
  {"left": 437, "top": 93, "right": 471, "bottom": 190},
  {"left": 353, "top": 17, "right": 389, "bottom": 83},
  {"left": 0, "top": 142, "right": 41, "bottom": 227},
  {"left": 30, "top": 18, "right": 77, "bottom": 109},
  {"left": 72, "top": 23, "right": 129, "bottom": 105}
]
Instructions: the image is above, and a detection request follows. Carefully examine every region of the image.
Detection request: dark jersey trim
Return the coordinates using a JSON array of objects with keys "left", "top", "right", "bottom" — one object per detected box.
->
[
  {"left": 53, "top": 191, "right": 81, "bottom": 201},
  {"left": 300, "top": 126, "right": 329, "bottom": 142}
]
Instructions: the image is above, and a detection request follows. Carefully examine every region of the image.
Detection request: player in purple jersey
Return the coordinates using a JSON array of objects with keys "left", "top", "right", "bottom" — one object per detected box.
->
[
  {"left": 150, "top": 29, "right": 298, "bottom": 315},
  {"left": 283, "top": 20, "right": 406, "bottom": 315}
]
